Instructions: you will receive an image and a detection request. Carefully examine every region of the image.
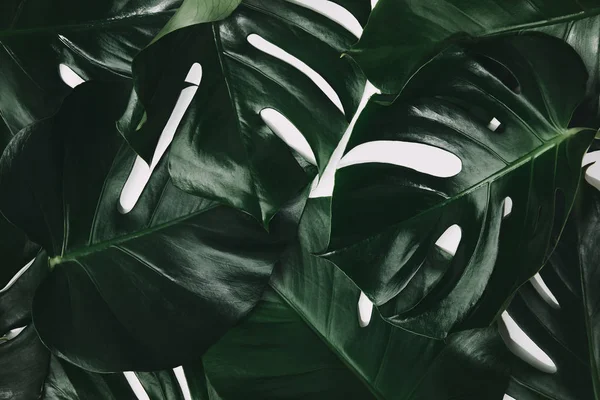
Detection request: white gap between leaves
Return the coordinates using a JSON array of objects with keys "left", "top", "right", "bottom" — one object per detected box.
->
[
  {"left": 582, "top": 150, "right": 600, "bottom": 192},
  {"left": 247, "top": 34, "right": 345, "bottom": 115},
  {"left": 503, "top": 395, "right": 516, "bottom": 400},
  {"left": 499, "top": 311, "right": 557, "bottom": 374},
  {"left": 371, "top": 0, "right": 379, "bottom": 9},
  {"left": 123, "top": 372, "right": 151, "bottom": 400},
  {"left": 487, "top": 117, "right": 501, "bottom": 132},
  {"left": 338, "top": 141, "right": 462, "bottom": 177},
  {"left": 118, "top": 63, "right": 201, "bottom": 214},
  {"left": 435, "top": 224, "right": 462, "bottom": 256},
  {"left": 357, "top": 291, "right": 373, "bottom": 327},
  {"left": 310, "top": 81, "right": 380, "bottom": 198},
  {"left": 0, "top": 326, "right": 26, "bottom": 342},
  {"left": 260, "top": 109, "right": 317, "bottom": 165},
  {"left": 503, "top": 197, "right": 513, "bottom": 218},
  {"left": 173, "top": 366, "right": 192, "bottom": 400},
  {"left": 59, "top": 64, "right": 85, "bottom": 88},
  {"left": 286, "top": 0, "right": 362, "bottom": 39},
  {"left": 530, "top": 273, "right": 560, "bottom": 309},
  {"left": 0, "top": 258, "right": 35, "bottom": 294}
]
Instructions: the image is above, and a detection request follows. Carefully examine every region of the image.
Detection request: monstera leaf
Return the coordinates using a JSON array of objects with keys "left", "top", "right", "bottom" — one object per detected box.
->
[
  {"left": 117, "top": 0, "right": 369, "bottom": 226},
  {"left": 347, "top": 0, "right": 600, "bottom": 95},
  {"left": 534, "top": 15, "right": 600, "bottom": 126},
  {"left": 224, "top": 246, "right": 510, "bottom": 399},
  {"left": 0, "top": 0, "right": 243, "bottom": 152},
  {"left": 501, "top": 173, "right": 600, "bottom": 399},
  {"left": 0, "top": 80, "right": 302, "bottom": 372},
  {"left": 303, "top": 34, "right": 597, "bottom": 339}
]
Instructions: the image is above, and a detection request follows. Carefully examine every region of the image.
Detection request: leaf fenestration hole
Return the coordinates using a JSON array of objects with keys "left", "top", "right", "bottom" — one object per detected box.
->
[
  {"left": 582, "top": 150, "right": 600, "bottom": 191},
  {"left": 173, "top": 366, "right": 192, "bottom": 400},
  {"left": 498, "top": 311, "right": 557, "bottom": 374},
  {"left": 260, "top": 108, "right": 316, "bottom": 165},
  {"left": 286, "top": 0, "right": 362, "bottom": 38},
  {"left": 357, "top": 291, "right": 373, "bottom": 327},
  {"left": 119, "top": 63, "right": 201, "bottom": 214},
  {"left": 530, "top": 273, "right": 560, "bottom": 309},
  {"left": 503, "top": 395, "right": 517, "bottom": 400},
  {"left": 503, "top": 196, "right": 513, "bottom": 218},
  {"left": 247, "top": 34, "right": 344, "bottom": 115},
  {"left": 0, "top": 258, "right": 35, "bottom": 294},
  {"left": 487, "top": 117, "right": 502, "bottom": 132},
  {"left": 338, "top": 141, "right": 462, "bottom": 177},
  {"left": 434, "top": 224, "right": 462, "bottom": 256},
  {"left": 0, "top": 326, "right": 26, "bottom": 344},
  {"left": 58, "top": 64, "right": 85, "bottom": 88},
  {"left": 123, "top": 372, "right": 151, "bottom": 400}
]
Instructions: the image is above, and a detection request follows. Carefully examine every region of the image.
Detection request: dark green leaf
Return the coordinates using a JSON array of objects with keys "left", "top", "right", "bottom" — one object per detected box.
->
[
  {"left": 117, "top": 0, "right": 369, "bottom": 226},
  {"left": 0, "top": 0, "right": 189, "bottom": 149},
  {"left": 533, "top": 15, "right": 600, "bottom": 126},
  {"left": 347, "top": 0, "right": 600, "bottom": 95},
  {"left": 312, "top": 35, "right": 596, "bottom": 338},
  {"left": 241, "top": 245, "right": 511, "bottom": 399},
  {"left": 0, "top": 250, "right": 48, "bottom": 400},
  {"left": 503, "top": 176, "right": 600, "bottom": 399},
  {"left": 0, "top": 80, "right": 302, "bottom": 372}
]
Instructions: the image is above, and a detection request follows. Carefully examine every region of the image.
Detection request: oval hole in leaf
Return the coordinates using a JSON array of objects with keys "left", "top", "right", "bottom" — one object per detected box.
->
[
  {"left": 357, "top": 291, "right": 373, "bottom": 327},
  {"left": 0, "top": 258, "right": 35, "bottom": 294},
  {"left": 58, "top": 64, "right": 85, "bottom": 88},
  {"left": 119, "top": 63, "right": 201, "bottom": 214},
  {"left": 173, "top": 366, "right": 192, "bottom": 400},
  {"left": 338, "top": 141, "right": 462, "bottom": 177},
  {"left": 123, "top": 372, "right": 151, "bottom": 400},
  {"left": 286, "top": 0, "right": 362, "bottom": 38},
  {"left": 247, "top": 34, "right": 344, "bottom": 115},
  {"left": 530, "top": 273, "right": 560, "bottom": 310},
  {"left": 260, "top": 108, "right": 316, "bottom": 166},
  {"left": 434, "top": 224, "right": 462, "bottom": 256},
  {"left": 503, "top": 196, "right": 513, "bottom": 218},
  {"left": 503, "top": 395, "right": 517, "bottom": 400},
  {"left": 0, "top": 325, "right": 26, "bottom": 344},
  {"left": 498, "top": 311, "right": 557, "bottom": 374},
  {"left": 582, "top": 150, "right": 600, "bottom": 191},
  {"left": 487, "top": 117, "right": 502, "bottom": 132}
]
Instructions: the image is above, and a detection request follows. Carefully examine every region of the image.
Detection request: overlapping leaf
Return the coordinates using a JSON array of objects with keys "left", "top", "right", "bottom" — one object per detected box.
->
[
  {"left": 503, "top": 174, "right": 600, "bottom": 399},
  {"left": 0, "top": 80, "right": 302, "bottom": 372},
  {"left": 347, "top": 0, "right": 600, "bottom": 95},
  {"left": 306, "top": 35, "right": 596, "bottom": 338},
  {"left": 118, "top": 0, "right": 369, "bottom": 226}
]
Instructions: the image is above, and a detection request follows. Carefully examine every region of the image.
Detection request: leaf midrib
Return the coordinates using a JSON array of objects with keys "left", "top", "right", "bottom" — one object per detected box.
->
[
  {"left": 49, "top": 203, "right": 219, "bottom": 268},
  {"left": 327, "top": 127, "right": 594, "bottom": 255}
]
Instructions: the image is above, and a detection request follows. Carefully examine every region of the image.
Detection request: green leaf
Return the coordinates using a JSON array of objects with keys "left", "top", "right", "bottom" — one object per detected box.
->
[
  {"left": 0, "top": 0, "right": 187, "bottom": 150},
  {"left": 117, "top": 0, "right": 369, "bottom": 226},
  {"left": 533, "top": 15, "right": 600, "bottom": 126},
  {"left": 310, "top": 35, "right": 596, "bottom": 338},
  {"left": 0, "top": 251, "right": 48, "bottom": 400},
  {"left": 0, "top": 80, "right": 302, "bottom": 372},
  {"left": 503, "top": 176, "right": 600, "bottom": 399},
  {"left": 218, "top": 245, "right": 509, "bottom": 399},
  {"left": 202, "top": 287, "right": 377, "bottom": 400},
  {"left": 347, "top": 0, "right": 600, "bottom": 95}
]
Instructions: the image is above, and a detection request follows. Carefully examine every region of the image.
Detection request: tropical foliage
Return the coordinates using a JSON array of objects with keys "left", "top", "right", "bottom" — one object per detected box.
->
[{"left": 1, "top": 0, "right": 599, "bottom": 399}]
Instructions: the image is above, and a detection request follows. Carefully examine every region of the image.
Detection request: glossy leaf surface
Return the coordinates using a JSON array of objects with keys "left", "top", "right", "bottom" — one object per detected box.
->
[
  {"left": 0, "top": 81, "right": 301, "bottom": 372},
  {"left": 504, "top": 175, "right": 600, "bottom": 399},
  {"left": 348, "top": 0, "right": 600, "bottom": 95},
  {"left": 118, "top": 0, "right": 369, "bottom": 225},
  {"left": 262, "top": 246, "right": 510, "bottom": 399},
  {"left": 0, "top": 0, "right": 189, "bottom": 149},
  {"left": 316, "top": 35, "right": 596, "bottom": 338}
]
